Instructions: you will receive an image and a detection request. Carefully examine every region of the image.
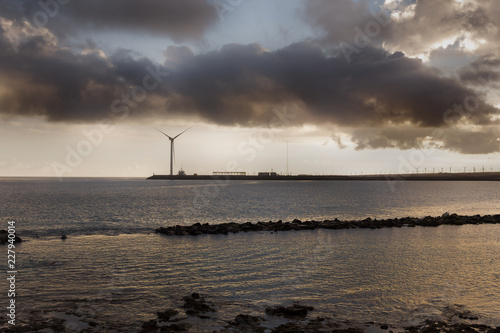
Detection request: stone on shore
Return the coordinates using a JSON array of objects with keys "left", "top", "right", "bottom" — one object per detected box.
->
[
  {"left": 265, "top": 304, "right": 314, "bottom": 319},
  {"left": 228, "top": 314, "right": 265, "bottom": 332},
  {"left": 0, "top": 230, "right": 22, "bottom": 244},
  {"left": 181, "top": 293, "right": 215, "bottom": 318}
]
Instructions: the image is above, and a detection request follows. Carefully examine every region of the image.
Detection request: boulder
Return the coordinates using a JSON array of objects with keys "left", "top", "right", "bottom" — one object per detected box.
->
[
  {"left": 265, "top": 304, "right": 314, "bottom": 319},
  {"left": 0, "top": 230, "right": 22, "bottom": 244},
  {"left": 157, "top": 309, "right": 179, "bottom": 322},
  {"left": 182, "top": 293, "right": 215, "bottom": 317},
  {"left": 228, "top": 314, "right": 265, "bottom": 332}
]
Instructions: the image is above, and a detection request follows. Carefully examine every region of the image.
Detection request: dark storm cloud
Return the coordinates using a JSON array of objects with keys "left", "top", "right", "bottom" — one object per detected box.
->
[
  {"left": 0, "top": 28, "right": 164, "bottom": 122},
  {"left": 64, "top": 0, "right": 218, "bottom": 41},
  {"left": 1, "top": 0, "right": 218, "bottom": 41},
  {"left": 164, "top": 42, "right": 497, "bottom": 128},
  {"left": 458, "top": 55, "right": 500, "bottom": 85}
]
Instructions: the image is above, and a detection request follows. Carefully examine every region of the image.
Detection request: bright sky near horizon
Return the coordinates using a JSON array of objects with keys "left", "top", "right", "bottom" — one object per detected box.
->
[{"left": 0, "top": 0, "right": 499, "bottom": 177}]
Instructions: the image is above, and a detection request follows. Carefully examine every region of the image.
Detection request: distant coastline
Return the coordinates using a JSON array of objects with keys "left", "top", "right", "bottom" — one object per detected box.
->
[{"left": 148, "top": 172, "right": 500, "bottom": 181}]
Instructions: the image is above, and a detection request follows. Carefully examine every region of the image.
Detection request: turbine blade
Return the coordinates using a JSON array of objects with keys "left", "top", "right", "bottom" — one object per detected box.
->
[
  {"left": 173, "top": 126, "right": 191, "bottom": 140},
  {"left": 155, "top": 128, "right": 173, "bottom": 140}
]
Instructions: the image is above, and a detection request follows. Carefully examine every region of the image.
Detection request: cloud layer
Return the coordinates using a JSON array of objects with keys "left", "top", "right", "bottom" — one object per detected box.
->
[{"left": 1, "top": 0, "right": 499, "bottom": 154}]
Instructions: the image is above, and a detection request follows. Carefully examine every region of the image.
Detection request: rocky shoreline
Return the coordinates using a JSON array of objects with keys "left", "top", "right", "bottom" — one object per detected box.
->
[
  {"left": 132, "top": 294, "right": 500, "bottom": 333},
  {"left": 155, "top": 214, "right": 500, "bottom": 237},
  {"left": 2, "top": 292, "right": 499, "bottom": 332}
]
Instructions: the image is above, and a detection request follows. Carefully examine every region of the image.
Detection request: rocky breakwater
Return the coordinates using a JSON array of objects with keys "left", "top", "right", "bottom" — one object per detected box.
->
[{"left": 155, "top": 214, "right": 500, "bottom": 237}]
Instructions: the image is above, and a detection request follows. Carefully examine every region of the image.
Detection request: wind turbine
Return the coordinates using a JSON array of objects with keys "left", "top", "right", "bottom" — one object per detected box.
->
[{"left": 156, "top": 127, "right": 190, "bottom": 176}]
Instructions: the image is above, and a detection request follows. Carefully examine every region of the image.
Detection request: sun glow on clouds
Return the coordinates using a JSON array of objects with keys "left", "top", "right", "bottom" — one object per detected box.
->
[
  {"left": 0, "top": 17, "right": 58, "bottom": 51},
  {"left": 412, "top": 32, "right": 483, "bottom": 63},
  {"left": 387, "top": 3, "right": 416, "bottom": 22}
]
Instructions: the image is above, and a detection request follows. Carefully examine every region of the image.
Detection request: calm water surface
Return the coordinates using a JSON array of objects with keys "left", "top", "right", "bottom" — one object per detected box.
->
[
  {"left": 0, "top": 178, "right": 499, "bottom": 331},
  {"left": 1, "top": 178, "right": 499, "bottom": 236}
]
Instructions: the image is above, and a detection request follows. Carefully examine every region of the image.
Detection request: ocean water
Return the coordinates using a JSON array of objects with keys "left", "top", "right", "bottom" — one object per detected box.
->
[
  {"left": 1, "top": 178, "right": 499, "bottom": 331},
  {"left": 1, "top": 178, "right": 499, "bottom": 236}
]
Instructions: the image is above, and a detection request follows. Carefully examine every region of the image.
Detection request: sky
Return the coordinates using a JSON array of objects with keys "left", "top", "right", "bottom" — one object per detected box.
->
[{"left": 0, "top": 0, "right": 499, "bottom": 178}]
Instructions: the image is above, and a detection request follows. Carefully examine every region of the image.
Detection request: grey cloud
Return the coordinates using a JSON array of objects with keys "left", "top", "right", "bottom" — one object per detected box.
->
[
  {"left": 442, "top": 128, "right": 500, "bottom": 154},
  {"left": 301, "top": 0, "right": 376, "bottom": 44},
  {"left": 349, "top": 126, "right": 500, "bottom": 154},
  {"left": 165, "top": 43, "right": 497, "bottom": 128},
  {"left": 380, "top": 0, "right": 500, "bottom": 55},
  {"left": 302, "top": 0, "right": 500, "bottom": 59},
  {"left": 2, "top": 0, "right": 218, "bottom": 42},
  {"left": 458, "top": 54, "right": 500, "bottom": 85},
  {"left": 350, "top": 127, "right": 431, "bottom": 151},
  {"left": 331, "top": 135, "right": 347, "bottom": 149}
]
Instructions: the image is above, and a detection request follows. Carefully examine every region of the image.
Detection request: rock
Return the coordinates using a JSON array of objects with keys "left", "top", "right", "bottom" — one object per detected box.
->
[
  {"left": 182, "top": 293, "right": 215, "bottom": 317},
  {"left": 228, "top": 314, "right": 265, "bottom": 332},
  {"left": 61, "top": 235, "right": 67, "bottom": 240},
  {"left": 265, "top": 304, "right": 314, "bottom": 319},
  {"left": 235, "top": 314, "right": 261, "bottom": 326},
  {"left": 159, "top": 323, "right": 191, "bottom": 332},
  {"left": 331, "top": 329, "right": 364, "bottom": 333},
  {"left": 140, "top": 319, "right": 158, "bottom": 332},
  {"left": 380, "top": 324, "right": 389, "bottom": 329},
  {"left": 154, "top": 215, "right": 499, "bottom": 237},
  {"left": 271, "top": 322, "right": 305, "bottom": 333},
  {"left": 0, "top": 230, "right": 22, "bottom": 244},
  {"left": 157, "top": 309, "right": 179, "bottom": 322}
]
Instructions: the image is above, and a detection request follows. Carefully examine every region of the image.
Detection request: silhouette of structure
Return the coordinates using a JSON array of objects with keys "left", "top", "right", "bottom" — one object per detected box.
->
[{"left": 156, "top": 127, "right": 190, "bottom": 176}]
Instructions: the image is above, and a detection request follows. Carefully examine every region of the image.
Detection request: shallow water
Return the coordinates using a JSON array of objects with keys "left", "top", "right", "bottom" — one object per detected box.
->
[{"left": 3, "top": 224, "right": 500, "bottom": 331}]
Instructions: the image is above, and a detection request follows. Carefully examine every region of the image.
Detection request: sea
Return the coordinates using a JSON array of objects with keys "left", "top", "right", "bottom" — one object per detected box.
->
[{"left": 0, "top": 178, "right": 499, "bottom": 331}]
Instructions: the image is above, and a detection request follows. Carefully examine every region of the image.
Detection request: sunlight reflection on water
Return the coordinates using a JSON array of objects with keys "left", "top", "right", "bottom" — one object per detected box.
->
[{"left": 6, "top": 224, "right": 500, "bottom": 330}]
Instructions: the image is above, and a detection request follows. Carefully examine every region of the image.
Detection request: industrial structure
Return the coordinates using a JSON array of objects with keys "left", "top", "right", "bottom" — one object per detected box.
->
[{"left": 156, "top": 127, "right": 190, "bottom": 176}]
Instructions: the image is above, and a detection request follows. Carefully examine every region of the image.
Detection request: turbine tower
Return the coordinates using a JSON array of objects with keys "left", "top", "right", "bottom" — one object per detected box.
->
[{"left": 156, "top": 127, "right": 190, "bottom": 176}]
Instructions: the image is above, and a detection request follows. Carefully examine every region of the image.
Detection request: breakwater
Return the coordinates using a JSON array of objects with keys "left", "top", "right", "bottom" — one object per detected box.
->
[
  {"left": 155, "top": 214, "right": 500, "bottom": 236},
  {"left": 148, "top": 172, "right": 500, "bottom": 181}
]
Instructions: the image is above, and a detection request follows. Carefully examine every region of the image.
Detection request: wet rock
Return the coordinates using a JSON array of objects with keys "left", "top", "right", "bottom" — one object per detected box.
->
[
  {"left": 265, "top": 304, "right": 314, "bottom": 319},
  {"left": 157, "top": 309, "right": 179, "bottom": 322},
  {"left": 182, "top": 293, "right": 215, "bottom": 317},
  {"left": 0, "top": 230, "right": 22, "bottom": 244},
  {"left": 404, "top": 320, "right": 497, "bottom": 333},
  {"left": 140, "top": 319, "right": 158, "bottom": 332},
  {"left": 331, "top": 328, "right": 364, "bottom": 333},
  {"left": 159, "top": 323, "right": 191, "bottom": 332},
  {"left": 271, "top": 321, "right": 306, "bottom": 333},
  {"left": 228, "top": 314, "right": 265, "bottom": 332}
]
